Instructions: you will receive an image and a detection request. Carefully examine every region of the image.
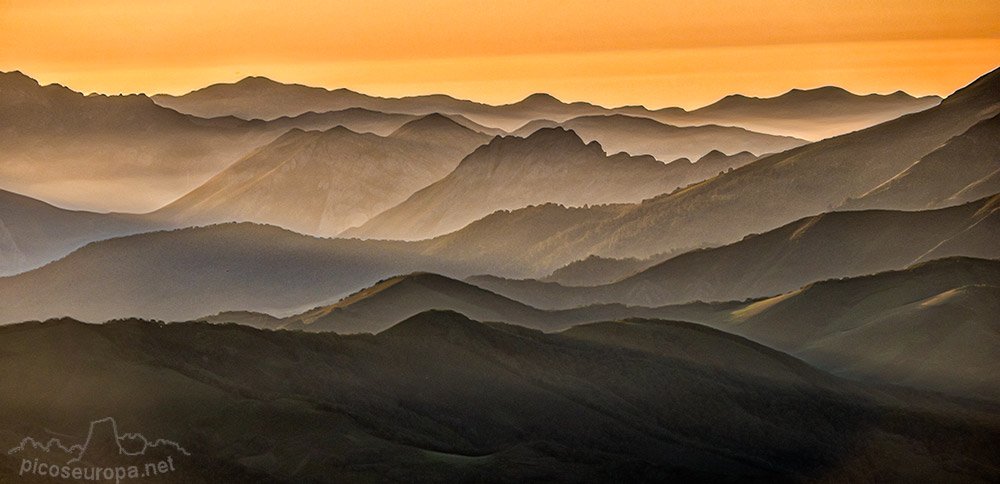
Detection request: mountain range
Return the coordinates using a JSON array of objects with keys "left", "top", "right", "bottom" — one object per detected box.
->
[
  {"left": 649, "top": 86, "right": 942, "bottom": 140},
  {"left": 438, "top": 67, "right": 1000, "bottom": 268},
  {"left": 153, "top": 76, "right": 939, "bottom": 139}
]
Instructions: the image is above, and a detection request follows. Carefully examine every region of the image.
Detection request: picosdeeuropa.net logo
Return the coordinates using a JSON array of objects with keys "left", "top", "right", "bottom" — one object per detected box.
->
[{"left": 7, "top": 417, "right": 189, "bottom": 483}]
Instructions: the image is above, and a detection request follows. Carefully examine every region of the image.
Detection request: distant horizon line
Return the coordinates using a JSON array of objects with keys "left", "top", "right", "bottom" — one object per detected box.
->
[{"left": 2, "top": 68, "right": 951, "bottom": 113}]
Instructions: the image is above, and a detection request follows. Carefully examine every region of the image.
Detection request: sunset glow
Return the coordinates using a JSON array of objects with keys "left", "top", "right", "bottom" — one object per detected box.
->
[{"left": 2, "top": 0, "right": 998, "bottom": 107}]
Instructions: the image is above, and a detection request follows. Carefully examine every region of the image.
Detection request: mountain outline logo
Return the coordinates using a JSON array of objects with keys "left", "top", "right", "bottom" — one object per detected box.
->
[{"left": 7, "top": 417, "right": 189, "bottom": 463}]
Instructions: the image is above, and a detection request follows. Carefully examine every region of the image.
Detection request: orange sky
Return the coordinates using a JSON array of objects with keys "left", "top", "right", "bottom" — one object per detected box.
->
[{"left": 1, "top": 0, "right": 998, "bottom": 108}]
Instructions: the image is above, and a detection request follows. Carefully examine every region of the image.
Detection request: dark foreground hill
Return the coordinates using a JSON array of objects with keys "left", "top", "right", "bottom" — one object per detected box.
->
[{"left": 1, "top": 312, "right": 998, "bottom": 483}]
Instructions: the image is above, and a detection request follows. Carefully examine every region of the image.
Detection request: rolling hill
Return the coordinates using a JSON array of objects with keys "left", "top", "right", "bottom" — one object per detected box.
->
[
  {"left": 152, "top": 114, "right": 490, "bottom": 236},
  {"left": 1, "top": 312, "right": 998, "bottom": 483},
  {"left": 710, "top": 257, "right": 1000, "bottom": 400},
  {"left": 216, "top": 272, "right": 714, "bottom": 334}
]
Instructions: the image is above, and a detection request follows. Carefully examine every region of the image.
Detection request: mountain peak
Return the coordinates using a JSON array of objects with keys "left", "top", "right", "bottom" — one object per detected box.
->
[
  {"left": 523, "top": 126, "right": 585, "bottom": 145},
  {"left": 515, "top": 92, "right": 563, "bottom": 107},
  {"left": 234, "top": 76, "right": 284, "bottom": 88},
  {"left": 783, "top": 86, "right": 853, "bottom": 97},
  {"left": 1, "top": 70, "right": 40, "bottom": 87},
  {"left": 389, "top": 113, "right": 467, "bottom": 138}
]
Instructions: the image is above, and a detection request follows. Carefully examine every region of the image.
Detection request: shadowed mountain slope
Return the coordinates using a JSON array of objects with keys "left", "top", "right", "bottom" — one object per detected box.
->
[
  {"left": 0, "top": 189, "right": 159, "bottom": 276},
  {"left": 705, "top": 257, "right": 1000, "bottom": 400},
  {"left": 843, "top": 112, "right": 1000, "bottom": 211},
  {"left": 469, "top": 194, "right": 1000, "bottom": 308},
  {"left": 512, "top": 114, "right": 803, "bottom": 161},
  {"left": 2, "top": 313, "right": 998, "bottom": 483},
  {"left": 153, "top": 115, "right": 490, "bottom": 236}
]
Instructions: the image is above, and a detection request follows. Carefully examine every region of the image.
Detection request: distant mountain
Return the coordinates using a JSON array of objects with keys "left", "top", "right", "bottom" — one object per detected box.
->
[
  {"left": 3, "top": 313, "right": 998, "bottom": 482},
  {"left": 634, "top": 86, "right": 942, "bottom": 140},
  {"left": 153, "top": 115, "right": 490, "bottom": 236},
  {"left": 263, "top": 107, "right": 505, "bottom": 137},
  {"left": 343, "top": 128, "right": 724, "bottom": 240},
  {"left": 0, "top": 188, "right": 158, "bottom": 276},
  {"left": 512, "top": 114, "right": 802, "bottom": 161},
  {"left": 155, "top": 76, "right": 941, "bottom": 139},
  {"left": 842, "top": 112, "right": 1000, "bottom": 211},
  {"left": 449, "top": 67, "right": 1000, "bottom": 269},
  {"left": 469, "top": 194, "right": 1000, "bottom": 308},
  {"left": 153, "top": 78, "right": 609, "bottom": 131},
  {"left": 0, "top": 71, "right": 279, "bottom": 212}
]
